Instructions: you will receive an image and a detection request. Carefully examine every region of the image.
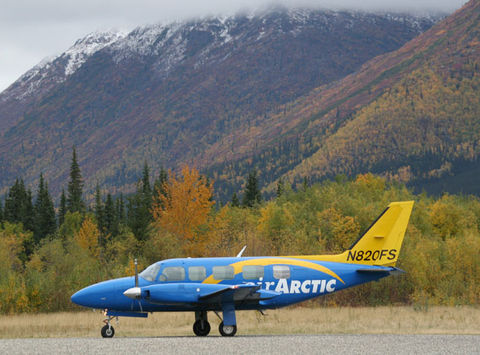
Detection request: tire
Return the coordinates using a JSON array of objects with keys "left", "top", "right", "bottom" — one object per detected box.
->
[
  {"left": 101, "top": 324, "right": 115, "bottom": 338},
  {"left": 193, "top": 320, "right": 211, "bottom": 336},
  {"left": 219, "top": 322, "right": 237, "bottom": 337}
]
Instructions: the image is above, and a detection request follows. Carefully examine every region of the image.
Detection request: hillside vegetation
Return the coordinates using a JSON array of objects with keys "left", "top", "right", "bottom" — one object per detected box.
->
[{"left": 1, "top": 172, "right": 479, "bottom": 314}]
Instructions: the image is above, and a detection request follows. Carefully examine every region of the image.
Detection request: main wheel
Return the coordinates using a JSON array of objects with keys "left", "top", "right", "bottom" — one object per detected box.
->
[
  {"left": 219, "top": 322, "right": 237, "bottom": 337},
  {"left": 193, "top": 320, "right": 211, "bottom": 336},
  {"left": 101, "top": 324, "right": 115, "bottom": 338}
]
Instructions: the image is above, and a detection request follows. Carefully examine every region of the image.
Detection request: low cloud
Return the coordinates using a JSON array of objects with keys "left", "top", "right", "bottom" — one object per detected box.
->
[{"left": 0, "top": 0, "right": 467, "bottom": 91}]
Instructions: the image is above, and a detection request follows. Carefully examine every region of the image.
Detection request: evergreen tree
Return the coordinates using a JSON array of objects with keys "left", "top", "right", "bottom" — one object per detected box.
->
[
  {"left": 128, "top": 165, "right": 153, "bottom": 241},
  {"left": 0, "top": 196, "right": 3, "bottom": 222},
  {"left": 4, "top": 178, "right": 34, "bottom": 230},
  {"left": 4, "top": 178, "right": 26, "bottom": 223},
  {"left": 142, "top": 162, "right": 152, "bottom": 196},
  {"left": 116, "top": 193, "right": 125, "bottom": 224},
  {"left": 276, "top": 178, "right": 284, "bottom": 198},
  {"left": 94, "top": 184, "right": 104, "bottom": 234},
  {"left": 242, "top": 170, "right": 262, "bottom": 207},
  {"left": 231, "top": 192, "right": 240, "bottom": 207},
  {"left": 67, "top": 147, "right": 85, "bottom": 213},
  {"left": 153, "top": 167, "right": 168, "bottom": 207},
  {"left": 302, "top": 176, "right": 309, "bottom": 192},
  {"left": 104, "top": 193, "right": 116, "bottom": 237},
  {"left": 33, "top": 173, "right": 56, "bottom": 245},
  {"left": 58, "top": 188, "right": 67, "bottom": 226},
  {"left": 23, "top": 189, "right": 35, "bottom": 232}
]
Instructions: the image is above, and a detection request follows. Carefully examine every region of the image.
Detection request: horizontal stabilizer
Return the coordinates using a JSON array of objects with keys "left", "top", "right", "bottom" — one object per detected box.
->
[{"left": 356, "top": 267, "right": 405, "bottom": 276}]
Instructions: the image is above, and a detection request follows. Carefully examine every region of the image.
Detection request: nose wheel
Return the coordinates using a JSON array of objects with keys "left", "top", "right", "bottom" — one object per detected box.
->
[
  {"left": 101, "top": 324, "right": 115, "bottom": 338},
  {"left": 101, "top": 312, "right": 116, "bottom": 338}
]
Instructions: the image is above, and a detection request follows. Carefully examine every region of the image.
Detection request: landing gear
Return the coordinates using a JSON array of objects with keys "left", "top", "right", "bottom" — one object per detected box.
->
[
  {"left": 219, "top": 322, "right": 237, "bottom": 337},
  {"left": 193, "top": 320, "right": 211, "bottom": 336},
  {"left": 101, "top": 324, "right": 115, "bottom": 338},
  {"left": 102, "top": 311, "right": 116, "bottom": 338},
  {"left": 193, "top": 311, "right": 210, "bottom": 336}
]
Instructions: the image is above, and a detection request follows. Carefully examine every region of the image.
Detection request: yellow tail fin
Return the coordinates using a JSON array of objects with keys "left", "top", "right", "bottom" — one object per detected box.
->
[
  {"left": 338, "top": 201, "right": 414, "bottom": 266},
  {"left": 295, "top": 201, "right": 414, "bottom": 266}
]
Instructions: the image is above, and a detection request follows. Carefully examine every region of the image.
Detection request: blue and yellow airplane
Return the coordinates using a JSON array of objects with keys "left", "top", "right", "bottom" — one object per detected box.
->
[{"left": 71, "top": 201, "right": 413, "bottom": 337}]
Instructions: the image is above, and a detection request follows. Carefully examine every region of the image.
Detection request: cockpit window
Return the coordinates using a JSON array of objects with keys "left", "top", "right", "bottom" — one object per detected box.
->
[
  {"left": 139, "top": 263, "right": 161, "bottom": 282},
  {"left": 159, "top": 266, "right": 185, "bottom": 282}
]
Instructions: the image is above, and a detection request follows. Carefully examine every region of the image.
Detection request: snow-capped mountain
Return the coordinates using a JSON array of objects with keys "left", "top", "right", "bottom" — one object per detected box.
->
[
  {"left": 0, "top": 8, "right": 438, "bottom": 199},
  {"left": 2, "top": 31, "right": 125, "bottom": 103}
]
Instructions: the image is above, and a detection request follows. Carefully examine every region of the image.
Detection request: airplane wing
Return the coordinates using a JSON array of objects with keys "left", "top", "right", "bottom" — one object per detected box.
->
[{"left": 199, "top": 284, "right": 280, "bottom": 304}]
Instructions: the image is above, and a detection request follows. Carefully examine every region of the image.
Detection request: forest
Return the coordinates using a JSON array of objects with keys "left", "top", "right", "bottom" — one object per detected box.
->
[{"left": 0, "top": 149, "right": 479, "bottom": 314}]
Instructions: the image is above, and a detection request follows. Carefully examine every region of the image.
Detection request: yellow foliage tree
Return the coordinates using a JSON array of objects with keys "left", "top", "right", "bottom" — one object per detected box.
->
[
  {"left": 152, "top": 165, "right": 215, "bottom": 255},
  {"left": 318, "top": 207, "right": 361, "bottom": 253},
  {"left": 75, "top": 216, "right": 100, "bottom": 257}
]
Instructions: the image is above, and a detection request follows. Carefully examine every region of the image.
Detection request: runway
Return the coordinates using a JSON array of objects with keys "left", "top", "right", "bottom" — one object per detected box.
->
[{"left": 1, "top": 334, "right": 479, "bottom": 354}]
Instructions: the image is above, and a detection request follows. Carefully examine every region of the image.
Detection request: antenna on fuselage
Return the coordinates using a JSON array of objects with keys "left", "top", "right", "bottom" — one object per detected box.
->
[{"left": 236, "top": 245, "right": 247, "bottom": 257}]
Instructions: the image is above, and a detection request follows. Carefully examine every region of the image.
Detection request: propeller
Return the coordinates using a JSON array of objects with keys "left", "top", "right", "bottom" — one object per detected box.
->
[
  {"left": 123, "top": 258, "right": 143, "bottom": 312},
  {"left": 134, "top": 258, "right": 138, "bottom": 287}
]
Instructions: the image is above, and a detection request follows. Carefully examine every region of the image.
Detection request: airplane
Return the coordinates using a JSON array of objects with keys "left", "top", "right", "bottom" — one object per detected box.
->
[{"left": 71, "top": 201, "right": 414, "bottom": 337}]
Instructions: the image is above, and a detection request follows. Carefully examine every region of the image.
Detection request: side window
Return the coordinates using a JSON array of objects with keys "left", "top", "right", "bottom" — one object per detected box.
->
[
  {"left": 139, "top": 263, "right": 160, "bottom": 282},
  {"left": 159, "top": 266, "right": 185, "bottom": 282},
  {"left": 189, "top": 266, "right": 206, "bottom": 281},
  {"left": 273, "top": 265, "right": 290, "bottom": 279},
  {"left": 242, "top": 265, "right": 264, "bottom": 280},
  {"left": 213, "top": 266, "right": 234, "bottom": 280}
]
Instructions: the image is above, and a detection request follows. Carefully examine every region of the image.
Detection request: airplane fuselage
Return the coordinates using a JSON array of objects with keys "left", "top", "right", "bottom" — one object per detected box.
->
[{"left": 72, "top": 256, "right": 393, "bottom": 313}]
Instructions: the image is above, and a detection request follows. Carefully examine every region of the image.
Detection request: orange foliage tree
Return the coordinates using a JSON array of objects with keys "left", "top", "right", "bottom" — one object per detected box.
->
[{"left": 152, "top": 165, "right": 214, "bottom": 254}]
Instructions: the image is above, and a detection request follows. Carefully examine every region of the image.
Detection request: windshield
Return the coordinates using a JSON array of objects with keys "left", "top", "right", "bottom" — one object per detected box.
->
[{"left": 139, "top": 263, "right": 161, "bottom": 282}]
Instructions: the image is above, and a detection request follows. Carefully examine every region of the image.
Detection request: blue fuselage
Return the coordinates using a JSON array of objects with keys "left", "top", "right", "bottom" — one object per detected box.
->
[{"left": 71, "top": 256, "right": 391, "bottom": 312}]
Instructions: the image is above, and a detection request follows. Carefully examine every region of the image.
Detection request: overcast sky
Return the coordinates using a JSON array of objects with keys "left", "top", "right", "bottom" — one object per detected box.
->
[{"left": 0, "top": 0, "right": 467, "bottom": 92}]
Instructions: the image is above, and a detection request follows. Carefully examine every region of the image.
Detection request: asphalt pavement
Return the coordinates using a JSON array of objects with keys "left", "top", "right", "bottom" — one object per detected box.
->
[{"left": 1, "top": 334, "right": 479, "bottom": 354}]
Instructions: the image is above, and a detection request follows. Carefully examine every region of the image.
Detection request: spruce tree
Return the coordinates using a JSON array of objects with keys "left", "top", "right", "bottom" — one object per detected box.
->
[
  {"left": 128, "top": 165, "right": 153, "bottom": 241},
  {"left": 153, "top": 167, "right": 168, "bottom": 207},
  {"left": 33, "top": 173, "right": 56, "bottom": 245},
  {"left": 116, "top": 193, "right": 125, "bottom": 224},
  {"left": 4, "top": 178, "right": 26, "bottom": 223},
  {"left": 23, "top": 189, "right": 35, "bottom": 232},
  {"left": 94, "top": 184, "right": 104, "bottom": 234},
  {"left": 242, "top": 170, "right": 262, "bottom": 207},
  {"left": 231, "top": 192, "right": 240, "bottom": 207},
  {"left": 104, "top": 193, "right": 116, "bottom": 237},
  {"left": 0, "top": 197, "right": 3, "bottom": 222},
  {"left": 58, "top": 189, "right": 67, "bottom": 226},
  {"left": 4, "top": 178, "right": 34, "bottom": 230},
  {"left": 67, "top": 147, "right": 85, "bottom": 213},
  {"left": 276, "top": 178, "right": 284, "bottom": 198}
]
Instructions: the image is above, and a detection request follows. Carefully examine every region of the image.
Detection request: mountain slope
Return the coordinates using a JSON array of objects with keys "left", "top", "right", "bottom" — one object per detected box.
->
[
  {"left": 205, "top": 0, "right": 480, "bottom": 198},
  {"left": 0, "top": 8, "right": 436, "bottom": 199}
]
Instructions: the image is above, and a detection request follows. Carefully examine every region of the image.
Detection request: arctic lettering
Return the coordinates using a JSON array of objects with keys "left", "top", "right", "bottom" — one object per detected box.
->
[{"left": 271, "top": 279, "right": 336, "bottom": 294}]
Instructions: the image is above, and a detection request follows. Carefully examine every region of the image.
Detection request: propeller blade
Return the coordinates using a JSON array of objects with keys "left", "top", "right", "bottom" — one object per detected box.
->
[{"left": 134, "top": 258, "right": 138, "bottom": 287}]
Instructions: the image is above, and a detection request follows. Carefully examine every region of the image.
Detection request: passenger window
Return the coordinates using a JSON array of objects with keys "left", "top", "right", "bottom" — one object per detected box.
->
[
  {"left": 213, "top": 266, "right": 234, "bottom": 280},
  {"left": 159, "top": 266, "right": 185, "bottom": 281},
  {"left": 189, "top": 266, "right": 206, "bottom": 281},
  {"left": 242, "top": 265, "right": 264, "bottom": 279},
  {"left": 273, "top": 265, "right": 290, "bottom": 279}
]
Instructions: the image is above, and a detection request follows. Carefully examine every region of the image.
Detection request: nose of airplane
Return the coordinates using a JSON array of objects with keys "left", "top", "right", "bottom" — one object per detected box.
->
[
  {"left": 71, "top": 280, "right": 118, "bottom": 308},
  {"left": 71, "top": 277, "right": 136, "bottom": 309}
]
